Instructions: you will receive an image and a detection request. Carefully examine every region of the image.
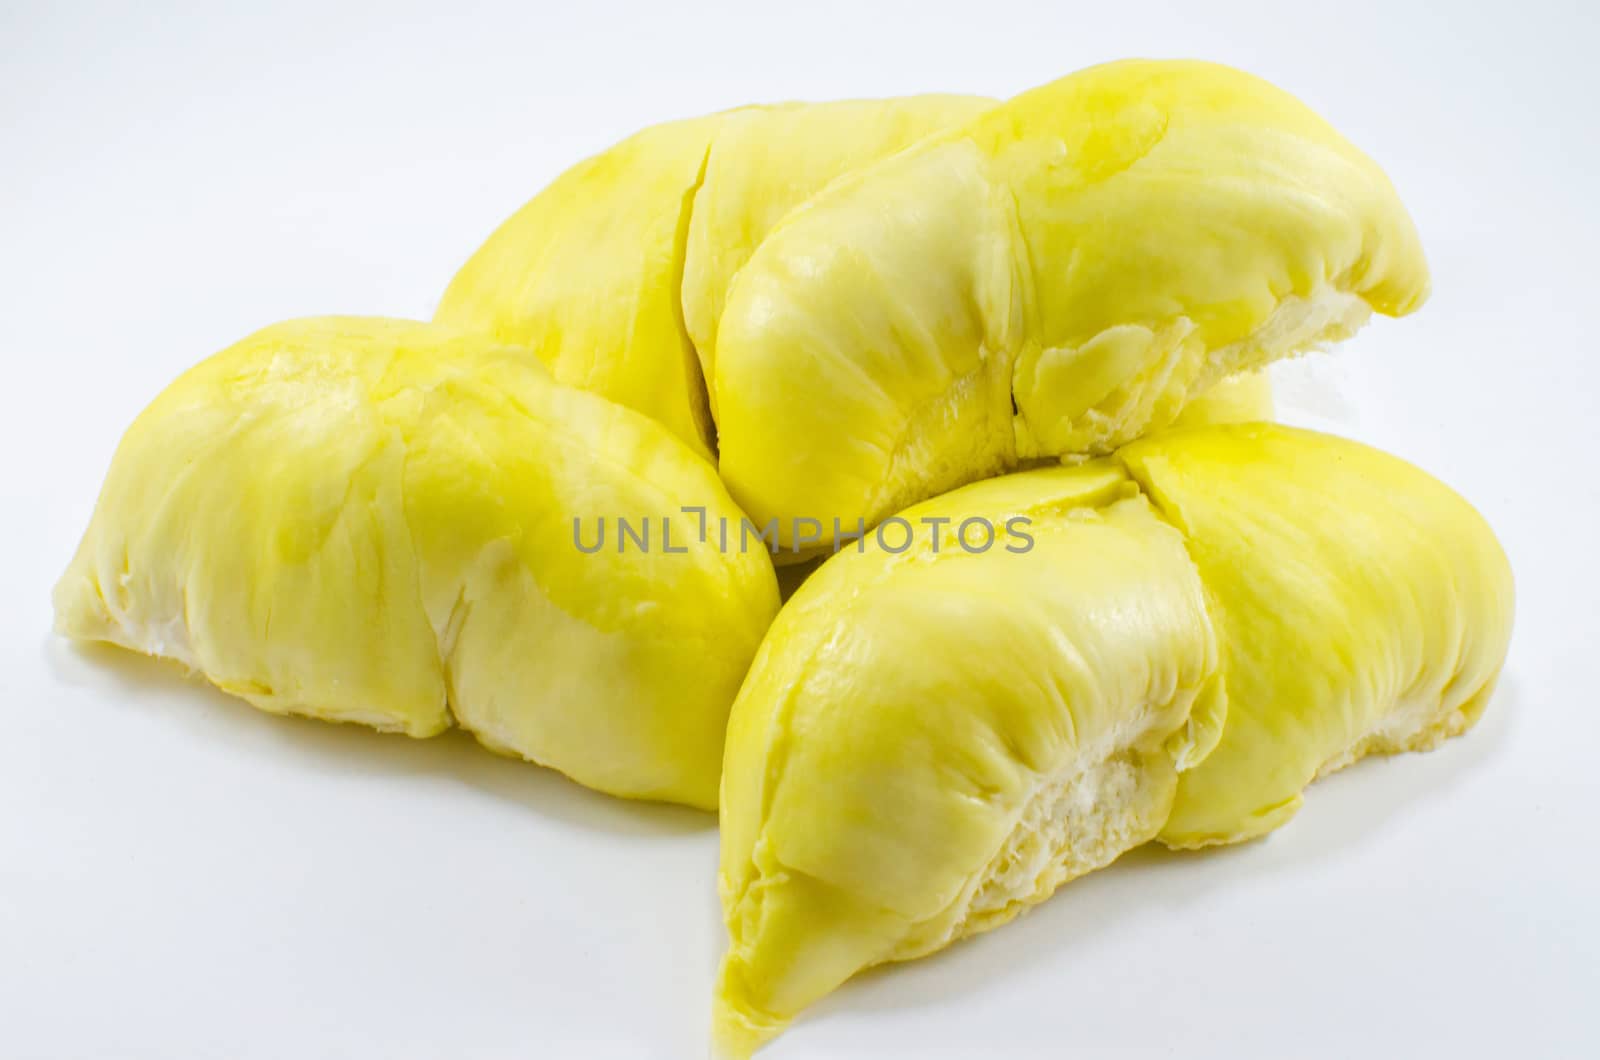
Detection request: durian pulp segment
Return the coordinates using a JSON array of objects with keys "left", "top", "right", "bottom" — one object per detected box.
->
[
  {"left": 1116, "top": 424, "right": 1514, "bottom": 847},
  {"left": 716, "top": 59, "right": 1428, "bottom": 550},
  {"left": 714, "top": 426, "right": 1514, "bottom": 1056},
  {"left": 715, "top": 465, "right": 1222, "bottom": 1055},
  {"left": 54, "top": 317, "right": 780, "bottom": 810},
  {"left": 439, "top": 95, "right": 992, "bottom": 458}
]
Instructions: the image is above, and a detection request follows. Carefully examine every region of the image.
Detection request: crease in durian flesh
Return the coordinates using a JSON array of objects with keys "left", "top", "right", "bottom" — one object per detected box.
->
[
  {"left": 716, "top": 426, "right": 1510, "bottom": 1055},
  {"left": 890, "top": 739, "right": 1179, "bottom": 962}
]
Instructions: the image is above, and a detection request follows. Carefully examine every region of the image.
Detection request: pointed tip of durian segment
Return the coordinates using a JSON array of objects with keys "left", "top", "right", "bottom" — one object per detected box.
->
[{"left": 711, "top": 991, "right": 785, "bottom": 1060}]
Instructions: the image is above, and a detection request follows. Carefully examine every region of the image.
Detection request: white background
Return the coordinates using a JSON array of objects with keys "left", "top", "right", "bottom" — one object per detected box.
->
[{"left": 3, "top": 1, "right": 1597, "bottom": 1057}]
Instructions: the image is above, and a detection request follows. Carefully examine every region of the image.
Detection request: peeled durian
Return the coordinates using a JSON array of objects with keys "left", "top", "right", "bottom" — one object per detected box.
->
[
  {"left": 51, "top": 57, "right": 1498, "bottom": 1059},
  {"left": 1168, "top": 369, "right": 1273, "bottom": 429},
  {"left": 714, "top": 424, "right": 1510, "bottom": 1054},
  {"left": 1118, "top": 425, "right": 1516, "bottom": 847},
  {"left": 436, "top": 95, "right": 990, "bottom": 459},
  {"left": 715, "top": 59, "right": 1429, "bottom": 550},
  {"left": 715, "top": 463, "right": 1222, "bottom": 1055},
  {"left": 54, "top": 317, "right": 779, "bottom": 809},
  {"left": 436, "top": 66, "right": 1313, "bottom": 501}
]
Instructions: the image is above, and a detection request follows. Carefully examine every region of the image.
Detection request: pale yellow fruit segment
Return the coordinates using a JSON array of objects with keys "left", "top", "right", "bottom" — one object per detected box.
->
[
  {"left": 437, "top": 96, "right": 987, "bottom": 457},
  {"left": 1117, "top": 424, "right": 1515, "bottom": 846},
  {"left": 714, "top": 425, "right": 1511, "bottom": 1055},
  {"left": 1169, "top": 370, "right": 1273, "bottom": 429},
  {"left": 436, "top": 114, "right": 728, "bottom": 460},
  {"left": 716, "top": 59, "right": 1428, "bottom": 549},
  {"left": 681, "top": 94, "right": 993, "bottom": 415},
  {"left": 54, "top": 317, "right": 779, "bottom": 809},
  {"left": 715, "top": 462, "right": 1222, "bottom": 1055}
]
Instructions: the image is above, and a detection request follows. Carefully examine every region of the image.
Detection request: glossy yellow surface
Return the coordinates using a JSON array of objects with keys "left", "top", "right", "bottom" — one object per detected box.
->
[
  {"left": 716, "top": 60, "right": 1428, "bottom": 549},
  {"left": 681, "top": 95, "right": 993, "bottom": 416},
  {"left": 54, "top": 317, "right": 779, "bottom": 809},
  {"left": 714, "top": 425, "right": 1510, "bottom": 1054},
  {"left": 715, "top": 460, "right": 1221, "bottom": 1055},
  {"left": 50, "top": 58, "right": 1509, "bottom": 1057},
  {"left": 436, "top": 113, "right": 728, "bottom": 460},
  {"left": 1169, "top": 370, "right": 1273, "bottom": 429},
  {"left": 437, "top": 96, "right": 988, "bottom": 457},
  {"left": 1120, "top": 425, "right": 1515, "bottom": 846}
]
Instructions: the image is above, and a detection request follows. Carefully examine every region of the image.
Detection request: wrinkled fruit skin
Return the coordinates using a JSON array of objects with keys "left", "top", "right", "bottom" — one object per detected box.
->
[
  {"left": 714, "top": 424, "right": 1511, "bottom": 1054},
  {"left": 716, "top": 59, "right": 1428, "bottom": 549},
  {"left": 436, "top": 95, "right": 992, "bottom": 460},
  {"left": 54, "top": 317, "right": 779, "bottom": 809}
]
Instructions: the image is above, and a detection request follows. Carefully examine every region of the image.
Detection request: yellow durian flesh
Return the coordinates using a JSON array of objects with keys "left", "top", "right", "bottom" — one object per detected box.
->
[
  {"left": 1117, "top": 424, "right": 1515, "bottom": 847},
  {"left": 435, "top": 113, "right": 728, "bottom": 461},
  {"left": 1169, "top": 369, "right": 1273, "bottom": 429},
  {"left": 437, "top": 96, "right": 987, "bottom": 457},
  {"left": 715, "top": 59, "right": 1428, "bottom": 550},
  {"left": 715, "top": 424, "right": 1511, "bottom": 1054},
  {"left": 54, "top": 317, "right": 779, "bottom": 809},
  {"left": 681, "top": 93, "right": 993, "bottom": 416},
  {"left": 715, "top": 462, "right": 1224, "bottom": 1055}
]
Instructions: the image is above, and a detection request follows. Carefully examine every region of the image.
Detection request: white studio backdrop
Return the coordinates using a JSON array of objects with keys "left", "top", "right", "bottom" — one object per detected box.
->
[{"left": 2, "top": 2, "right": 1596, "bottom": 1057}]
